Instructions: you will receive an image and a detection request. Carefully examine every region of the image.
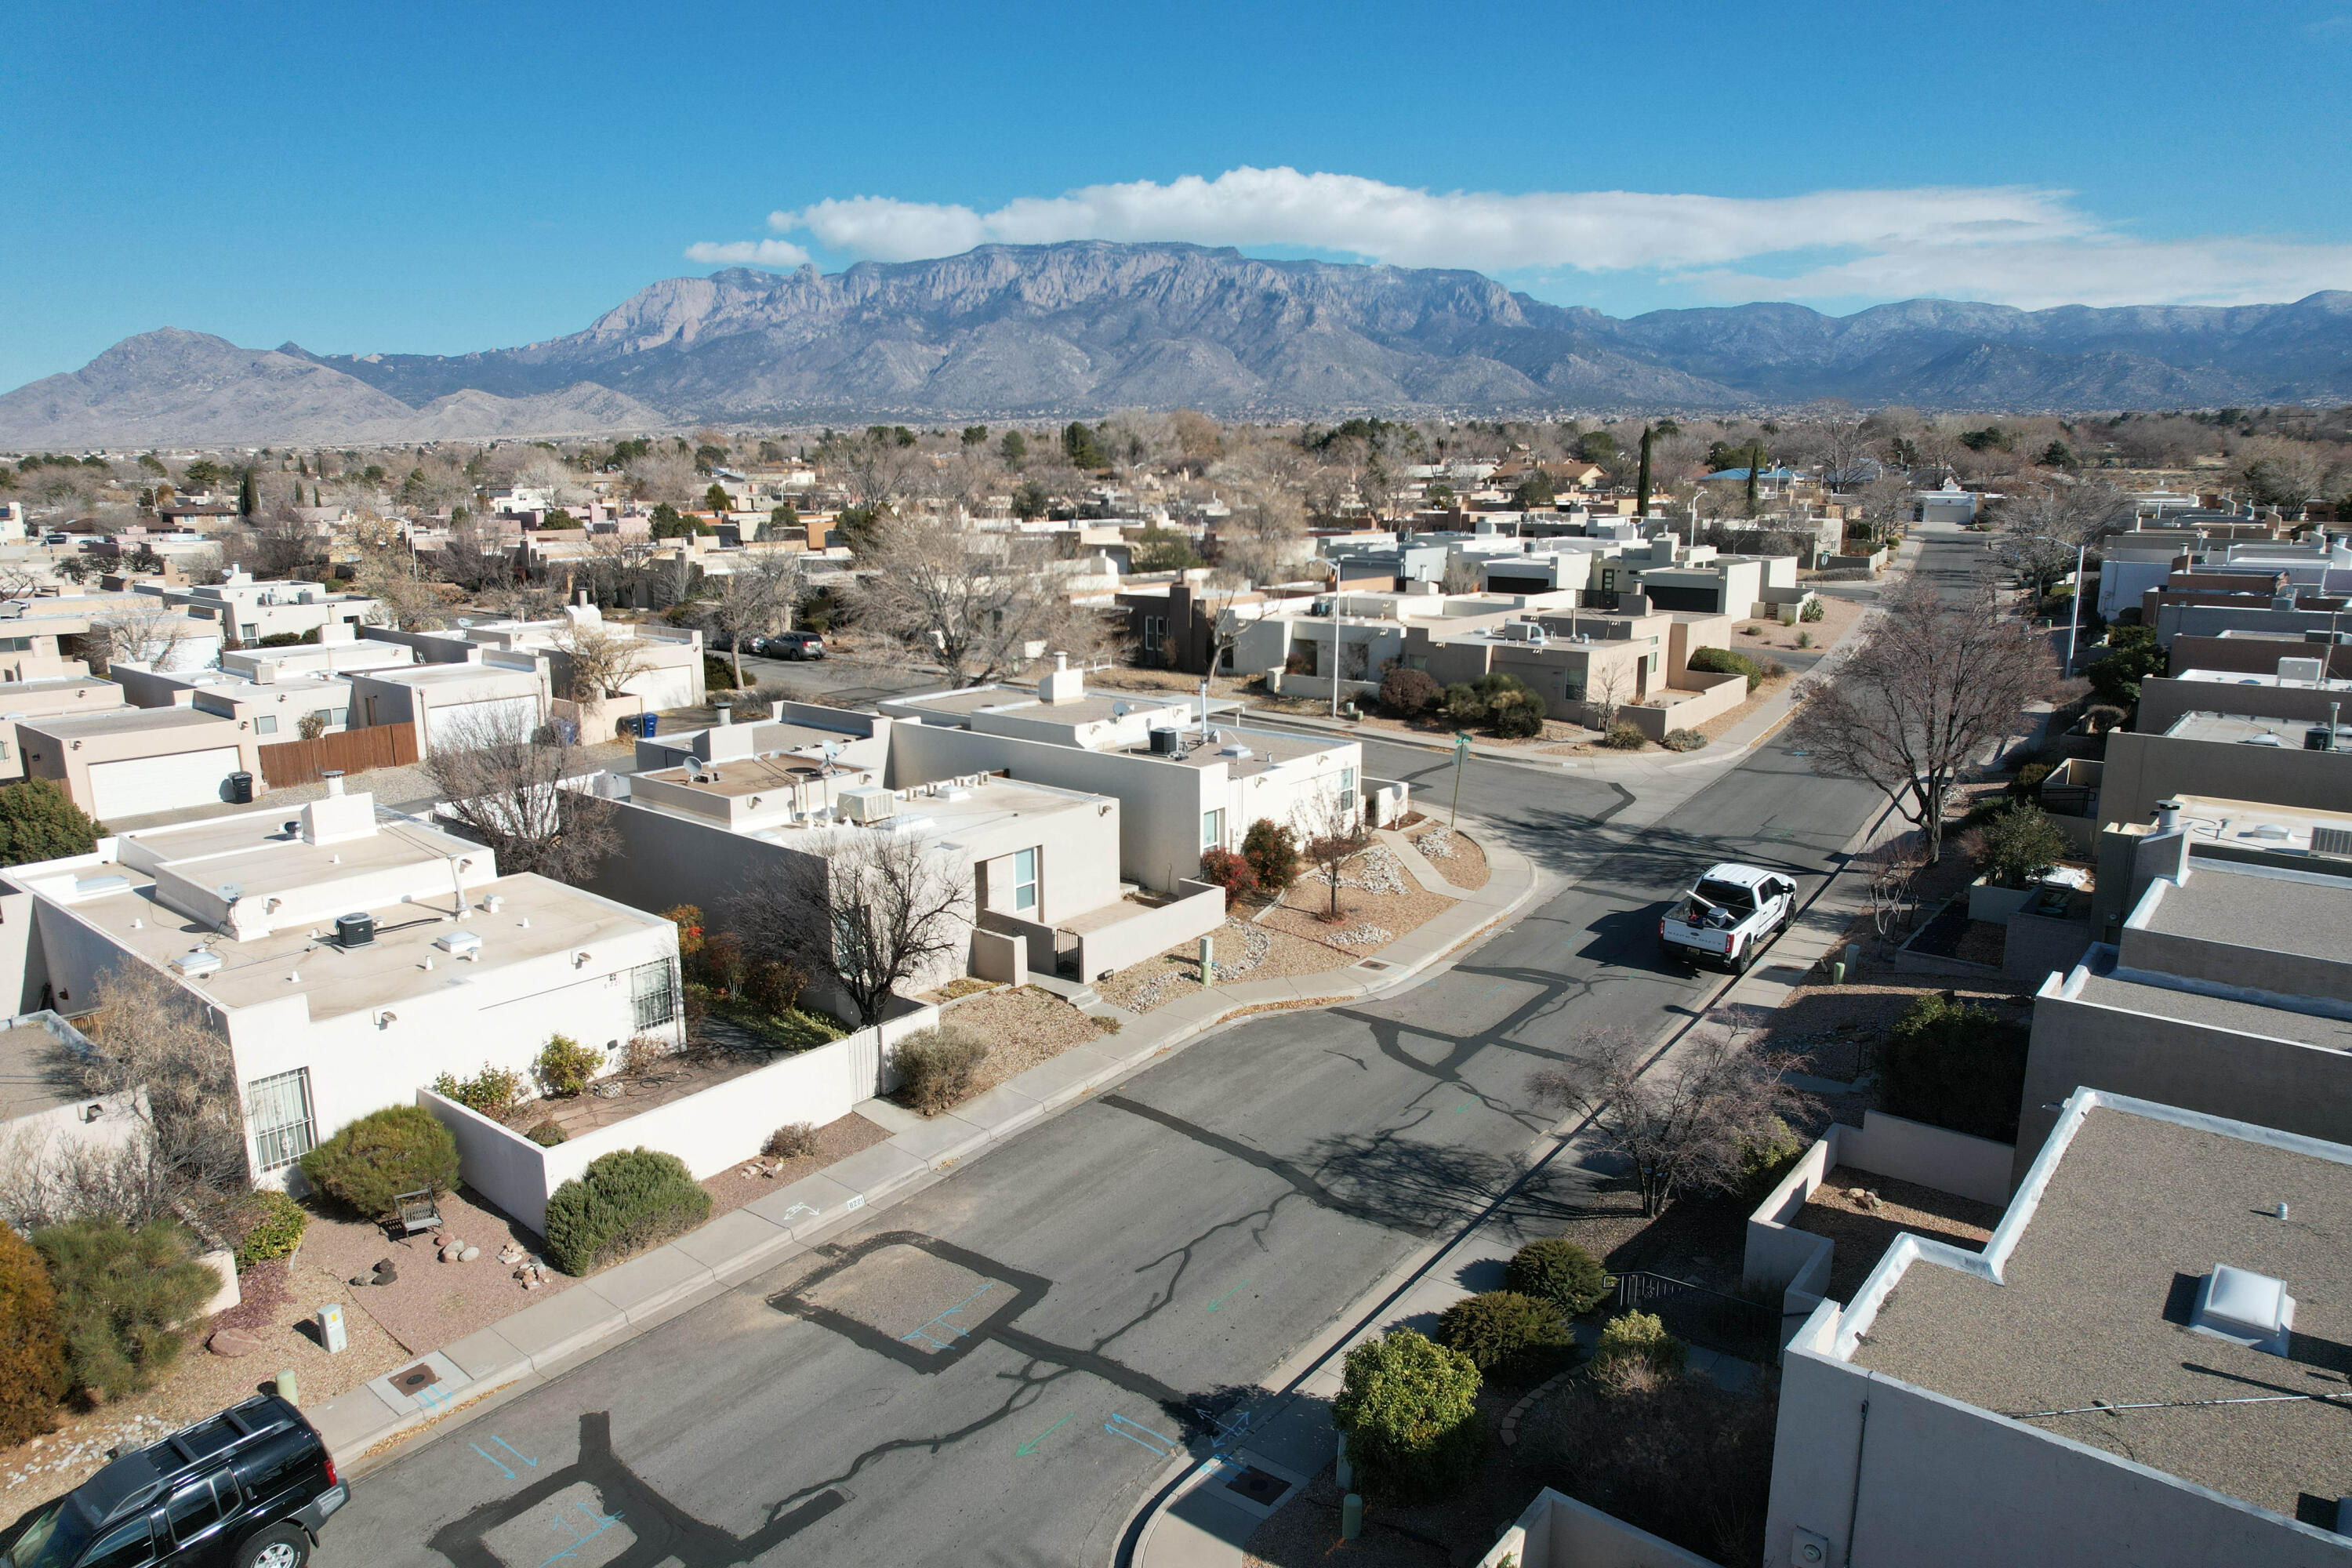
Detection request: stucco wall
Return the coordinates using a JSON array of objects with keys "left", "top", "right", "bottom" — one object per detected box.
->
[
  {"left": 1073, "top": 880, "right": 1223, "bottom": 980},
  {"left": 1478, "top": 1487, "right": 1715, "bottom": 1568},
  {"left": 2100, "top": 730, "right": 2352, "bottom": 826},
  {"left": 1766, "top": 1301, "right": 2352, "bottom": 1568},
  {"left": 2136, "top": 677, "right": 2352, "bottom": 737}
]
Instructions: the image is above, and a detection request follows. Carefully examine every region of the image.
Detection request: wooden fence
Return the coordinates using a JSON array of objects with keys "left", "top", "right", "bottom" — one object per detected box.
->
[{"left": 257, "top": 724, "right": 419, "bottom": 788}]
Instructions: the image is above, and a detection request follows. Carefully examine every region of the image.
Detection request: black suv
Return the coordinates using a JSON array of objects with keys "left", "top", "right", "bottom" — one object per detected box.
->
[{"left": 0, "top": 1396, "right": 347, "bottom": 1568}]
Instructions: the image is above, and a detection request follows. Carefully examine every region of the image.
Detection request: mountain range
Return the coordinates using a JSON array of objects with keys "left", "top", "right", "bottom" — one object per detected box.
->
[{"left": 5, "top": 241, "right": 2350, "bottom": 446}]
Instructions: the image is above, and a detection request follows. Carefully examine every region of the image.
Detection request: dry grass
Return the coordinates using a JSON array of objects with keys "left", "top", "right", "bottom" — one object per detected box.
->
[
  {"left": 936, "top": 985, "right": 1114, "bottom": 1098},
  {"left": 1403, "top": 823, "right": 1489, "bottom": 891}
]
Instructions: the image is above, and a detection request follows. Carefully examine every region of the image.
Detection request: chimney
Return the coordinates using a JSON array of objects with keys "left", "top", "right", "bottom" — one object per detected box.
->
[
  {"left": 2155, "top": 798, "right": 2181, "bottom": 833},
  {"left": 325, "top": 771, "right": 345, "bottom": 797},
  {"left": 1038, "top": 650, "right": 1084, "bottom": 704},
  {"left": 716, "top": 705, "right": 732, "bottom": 726}
]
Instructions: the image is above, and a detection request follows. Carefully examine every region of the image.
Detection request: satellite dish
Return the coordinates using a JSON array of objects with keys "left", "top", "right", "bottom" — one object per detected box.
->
[{"left": 216, "top": 882, "right": 244, "bottom": 903}]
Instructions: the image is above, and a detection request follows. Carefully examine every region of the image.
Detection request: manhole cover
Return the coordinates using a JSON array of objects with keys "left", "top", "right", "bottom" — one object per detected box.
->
[
  {"left": 390, "top": 1362, "right": 442, "bottom": 1396},
  {"left": 1224, "top": 1466, "right": 1288, "bottom": 1504}
]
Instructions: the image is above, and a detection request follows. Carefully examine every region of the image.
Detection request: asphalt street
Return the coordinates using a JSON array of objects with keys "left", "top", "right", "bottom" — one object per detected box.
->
[{"left": 321, "top": 529, "right": 1981, "bottom": 1568}]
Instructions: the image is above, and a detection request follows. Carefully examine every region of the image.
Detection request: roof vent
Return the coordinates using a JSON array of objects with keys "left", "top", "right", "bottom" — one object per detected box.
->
[
  {"left": 1220, "top": 742, "right": 1253, "bottom": 759},
  {"left": 172, "top": 949, "right": 223, "bottom": 978},
  {"left": 434, "top": 929, "right": 482, "bottom": 960},
  {"left": 2190, "top": 1265, "right": 2294, "bottom": 1356}
]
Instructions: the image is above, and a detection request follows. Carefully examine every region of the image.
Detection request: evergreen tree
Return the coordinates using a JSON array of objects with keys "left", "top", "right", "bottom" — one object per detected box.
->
[
  {"left": 237, "top": 468, "right": 258, "bottom": 518},
  {"left": 1635, "top": 425, "right": 1654, "bottom": 517}
]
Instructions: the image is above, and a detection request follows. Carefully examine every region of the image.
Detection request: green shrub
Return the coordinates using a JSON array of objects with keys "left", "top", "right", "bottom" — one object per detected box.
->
[
  {"left": 1442, "top": 682, "right": 1485, "bottom": 726},
  {"left": 703, "top": 653, "right": 739, "bottom": 690},
  {"left": 525, "top": 1119, "right": 568, "bottom": 1148},
  {"left": 1976, "top": 803, "right": 2067, "bottom": 889},
  {"left": 1878, "top": 991, "right": 2029, "bottom": 1142},
  {"left": 764, "top": 1121, "right": 820, "bottom": 1160},
  {"left": 1592, "top": 1310, "right": 1687, "bottom": 1378},
  {"left": 1799, "top": 597, "right": 1825, "bottom": 622},
  {"left": 1331, "top": 1329, "right": 1483, "bottom": 1501},
  {"left": 1197, "top": 846, "right": 1257, "bottom": 909},
  {"left": 1470, "top": 672, "right": 1544, "bottom": 738},
  {"left": 1736, "top": 1116, "right": 1807, "bottom": 1203},
  {"left": 432, "top": 1062, "right": 525, "bottom": 1121},
  {"left": 543, "top": 1148, "right": 711, "bottom": 1276},
  {"left": 891, "top": 1026, "right": 989, "bottom": 1116},
  {"left": 742, "top": 959, "right": 806, "bottom": 1016},
  {"left": 1688, "top": 645, "right": 1767, "bottom": 693},
  {"left": 1378, "top": 666, "right": 1443, "bottom": 717},
  {"left": 1241, "top": 818, "right": 1301, "bottom": 891},
  {"left": 229, "top": 1189, "right": 307, "bottom": 1270},
  {"left": 2009, "top": 761, "right": 2053, "bottom": 797},
  {"left": 1436, "top": 1290, "right": 1571, "bottom": 1374},
  {"left": 1661, "top": 728, "right": 1707, "bottom": 753},
  {"left": 534, "top": 1035, "right": 602, "bottom": 1098},
  {"left": 0, "top": 1225, "right": 66, "bottom": 1444},
  {"left": 0, "top": 778, "right": 104, "bottom": 862},
  {"left": 33, "top": 1218, "right": 216, "bottom": 1400},
  {"left": 1795, "top": 631, "right": 1813, "bottom": 648},
  {"left": 299, "top": 1105, "right": 461, "bottom": 1221},
  {"left": 1506, "top": 1239, "right": 1613, "bottom": 1316},
  {"left": 2086, "top": 637, "right": 2164, "bottom": 710},
  {"left": 1602, "top": 721, "right": 1646, "bottom": 750}
]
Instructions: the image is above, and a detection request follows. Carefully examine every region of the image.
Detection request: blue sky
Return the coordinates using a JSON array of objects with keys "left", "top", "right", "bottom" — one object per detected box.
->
[{"left": 3, "top": 0, "right": 2348, "bottom": 390}]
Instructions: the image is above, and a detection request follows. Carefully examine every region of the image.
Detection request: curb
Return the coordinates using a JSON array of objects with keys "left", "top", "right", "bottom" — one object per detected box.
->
[{"left": 317, "top": 823, "right": 1545, "bottom": 1475}]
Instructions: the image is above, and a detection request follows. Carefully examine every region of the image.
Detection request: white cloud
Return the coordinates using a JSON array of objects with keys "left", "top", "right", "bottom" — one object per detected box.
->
[
  {"left": 683, "top": 238, "right": 811, "bottom": 267},
  {"left": 684, "top": 165, "right": 2352, "bottom": 308}
]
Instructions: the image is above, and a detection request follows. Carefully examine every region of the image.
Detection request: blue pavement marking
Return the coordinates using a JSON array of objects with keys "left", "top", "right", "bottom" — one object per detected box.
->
[
  {"left": 900, "top": 1281, "right": 1000, "bottom": 1351},
  {"left": 529, "top": 1499, "right": 626, "bottom": 1568},
  {"left": 493, "top": 1436, "right": 539, "bottom": 1468},
  {"left": 1103, "top": 1413, "right": 1180, "bottom": 1458},
  {"left": 471, "top": 1443, "right": 514, "bottom": 1480}
]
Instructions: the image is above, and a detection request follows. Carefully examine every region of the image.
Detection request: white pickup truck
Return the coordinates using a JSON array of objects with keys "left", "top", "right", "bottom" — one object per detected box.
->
[{"left": 1659, "top": 862, "right": 1798, "bottom": 972}]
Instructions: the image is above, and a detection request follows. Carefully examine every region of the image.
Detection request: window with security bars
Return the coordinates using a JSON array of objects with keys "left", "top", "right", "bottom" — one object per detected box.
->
[
  {"left": 246, "top": 1068, "right": 316, "bottom": 1174},
  {"left": 631, "top": 959, "right": 678, "bottom": 1030}
]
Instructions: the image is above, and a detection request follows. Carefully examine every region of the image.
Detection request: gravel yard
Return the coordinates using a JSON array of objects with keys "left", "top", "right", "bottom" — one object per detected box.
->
[
  {"left": 301, "top": 1185, "right": 580, "bottom": 1354},
  {"left": 700, "top": 1111, "right": 892, "bottom": 1218},
  {"left": 1795, "top": 1163, "right": 2002, "bottom": 1301},
  {"left": 938, "top": 984, "right": 1116, "bottom": 1096},
  {"left": 1403, "top": 822, "right": 1489, "bottom": 891}
]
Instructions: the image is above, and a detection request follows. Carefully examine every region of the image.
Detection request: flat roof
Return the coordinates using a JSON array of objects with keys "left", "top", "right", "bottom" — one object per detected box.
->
[
  {"left": 2074, "top": 956, "right": 2352, "bottom": 1053},
  {"left": 1112, "top": 725, "right": 1339, "bottom": 779},
  {"left": 2162, "top": 711, "right": 2350, "bottom": 746},
  {"left": 0, "top": 1022, "right": 78, "bottom": 1121},
  {"left": 22, "top": 706, "right": 230, "bottom": 738},
  {"left": 2164, "top": 796, "right": 2352, "bottom": 859},
  {"left": 2143, "top": 863, "right": 2352, "bottom": 965},
  {"left": 2180, "top": 669, "right": 2352, "bottom": 692},
  {"left": 358, "top": 662, "right": 536, "bottom": 688},
  {"left": 1853, "top": 1102, "right": 2352, "bottom": 1523}
]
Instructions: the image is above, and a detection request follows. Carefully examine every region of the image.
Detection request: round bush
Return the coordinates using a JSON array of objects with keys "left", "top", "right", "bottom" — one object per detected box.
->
[
  {"left": 299, "top": 1105, "right": 461, "bottom": 1221},
  {"left": 1592, "top": 1309, "right": 1687, "bottom": 1377},
  {"left": 1240, "top": 818, "right": 1300, "bottom": 891},
  {"left": 229, "top": 1189, "right": 308, "bottom": 1270},
  {"left": 1378, "top": 666, "right": 1443, "bottom": 717},
  {"left": 1737, "top": 1116, "right": 1806, "bottom": 1203},
  {"left": 1661, "top": 728, "right": 1707, "bottom": 753},
  {"left": 1602, "top": 722, "right": 1646, "bottom": 750},
  {"left": 764, "top": 1121, "right": 820, "bottom": 1160},
  {"left": 1333, "top": 1329, "right": 1483, "bottom": 1501},
  {"left": 1436, "top": 1290, "right": 1571, "bottom": 1373},
  {"left": 544, "top": 1148, "right": 712, "bottom": 1276},
  {"left": 535, "top": 1035, "right": 602, "bottom": 1098},
  {"left": 1688, "top": 645, "right": 1767, "bottom": 693},
  {"left": 34, "top": 1218, "right": 216, "bottom": 1400},
  {"left": 891, "top": 1026, "right": 989, "bottom": 1116},
  {"left": 1507, "top": 1239, "right": 1613, "bottom": 1316},
  {"left": 525, "top": 1119, "right": 568, "bottom": 1148},
  {"left": 743, "top": 959, "right": 806, "bottom": 1016},
  {"left": 0, "top": 1225, "right": 66, "bottom": 1445},
  {"left": 1490, "top": 696, "right": 1544, "bottom": 738},
  {"left": 432, "top": 1063, "right": 524, "bottom": 1121},
  {"left": 1197, "top": 847, "right": 1257, "bottom": 909}
]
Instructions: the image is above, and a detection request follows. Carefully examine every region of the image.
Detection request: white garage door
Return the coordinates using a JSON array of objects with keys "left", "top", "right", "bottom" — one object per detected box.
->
[
  {"left": 426, "top": 696, "right": 539, "bottom": 752},
  {"left": 88, "top": 747, "right": 243, "bottom": 819}
]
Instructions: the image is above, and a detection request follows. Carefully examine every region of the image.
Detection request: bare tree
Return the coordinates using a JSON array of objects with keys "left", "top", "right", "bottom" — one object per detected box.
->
[
  {"left": 1860, "top": 833, "right": 1929, "bottom": 942},
  {"left": 1300, "top": 775, "right": 1369, "bottom": 920},
  {"left": 228, "top": 511, "right": 322, "bottom": 579},
  {"left": 350, "top": 539, "right": 452, "bottom": 630},
  {"left": 550, "top": 621, "right": 655, "bottom": 703},
  {"left": 1790, "top": 582, "right": 2055, "bottom": 864},
  {"left": 1527, "top": 1025, "right": 1814, "bottom": 1217},
  {"left": 71, "top": 960, "right": 248, "bottom": 1202},
  {"left": 699, "top": 554, "right": 805, "bottom": 688},
  {"left": 733, "top": 829, "right": 971, "bottom": 1026},
  {"left": 424, "top": 709, "right": 618, "bottom": 884},
  {"left": 854, "top": 514, "right": 1109, "bottom": 687},
  {"left": 93, "top": 602, "right": 195, "bottom": 670},
  {"left": 1587, "top": 661, "right": 1634, "bottom": 731}
]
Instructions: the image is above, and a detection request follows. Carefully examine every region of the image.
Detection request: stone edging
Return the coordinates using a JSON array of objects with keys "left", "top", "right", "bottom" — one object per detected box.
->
[{"left": 1498, "top": 1367, "right": 1576, "bottom": 1450}]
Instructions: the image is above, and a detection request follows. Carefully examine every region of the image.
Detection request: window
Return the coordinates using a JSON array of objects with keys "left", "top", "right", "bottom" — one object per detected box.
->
[
  {"left": 0, "top": 637, "right": 27, "bottom": 652},
  {"left": 238, "top": 623, "right": 259, "bottom": 641},
  {"left": 630, "top": 959, "right": 677, "bottom": 1030},
  {"left": 330, "top": 708, "right": 348, "bottom": 726},
  {"left": 1340, "top": 767, "right": 1356, "bottom": 796},
  {"left": 246, "top": 1068, "right": 315, "bottom": 1174},
  {"left": 81, "top": 1519, "right": 156, "bottom": 1568},
  {"left": 1201, "top": 808, "right": 1225, "bottom": 849},
  {"left": 165, "top": 1476, "right": 227, "bottom": 1544},
  {"left": 253, "top": 715, "right": 278, "bottom": 735},
  {"left": 1011, "top": 848, "right": 1038, "bottom": 913},
  {"left": 1142, "top": 615, "right": 1167, "bottom": 652},
  {"left": 234, "top": 1430, "right": 317, "bottom": 1504}
]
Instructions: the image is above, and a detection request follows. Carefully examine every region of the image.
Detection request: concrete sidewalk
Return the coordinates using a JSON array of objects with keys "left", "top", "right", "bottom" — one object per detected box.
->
[
  {"left": 309, "top": 821, "right": 1545, "bottom": 1475},
  {"left": 1124, "top": 794, "right": 1902, "bottom": 1568}
]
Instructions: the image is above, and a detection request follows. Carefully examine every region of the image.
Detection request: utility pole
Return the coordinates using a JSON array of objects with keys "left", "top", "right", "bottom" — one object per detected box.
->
[{"left": 1450, "top": 731, "right": 1470, "bottom": 829}]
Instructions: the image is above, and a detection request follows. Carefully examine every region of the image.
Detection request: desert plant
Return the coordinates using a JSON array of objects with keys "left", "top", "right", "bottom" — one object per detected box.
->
[
  {"left": 1331, "top": 1329, "right": 1483, "bottom": 1501},
  {"left": 1240, "top": 818, "right": 1301, "bottom": 891},
  {"left": 891, "top": 1026, "right": 989, "bottom": 1116},
  {"left": 34, "top": 1218, "right": 217, "bottom": 1400},
  {"left": 742, "top": 959, "right": 807, "bottom": 1016},
  {"left": 1975, "top": 803, "right": 2067, "bottom": 889},
  {"left": 1378, "top": 666, "right": 1443, "bottom": 717},
  {"left": 1602, "top": 721, "right": 1646, "bottom": 750},
  {"left": 619, "top": 1034, "right": 673, "bottom": 1076},
  {"left": 1436, "top": 1290, "right": 1572, "bottom": 1374},
  {"left": 1795, "top": 631, "right": 1813, "bottom": 649},
  {"left": 1736, "top": 1116, "right": 1807, "bottom": 1203},
  {"left": 1591, "top": 1309, "right": 1687, "bottom": 1378},
  {"left": 1799, "top": 597, "right": 1825, "bottom": 622},
  {"left": 525, "top": 1119, "right": 568, "bottom": 1148},
  {"left": 228, "top": 1189, "right": 307, "bottom": 1270},
  {"left": 296, "top": 710, "right": 328, "bottom": 742},
  {"left": 0, "top": 1225, "right": 66, "bottom": 1443},
  {"left": 1878, "top": 992, "right": 2029, "bottom": 1142},
  {"left": 1197, "top": 846, "right": 1257, "bottom": 909},
  {"left": 298, "top": 1105, "right": 460, "bottom": 1221},
  {"left": 543, "top": 1148, "right": 711, "bottom": 1276},
  {"left": 534, "top": 1035, "right": 603, "bottom": 1098},
  {"left": 764, "top": 1122, "right": 821, "bottom": 1160},
  {"left": 1468, "top": 671, "right": 1544, "bottom": 738},
  {"left": 1505, "top": 1238, "right": 1613, "bottom": 1316},
  {"left": 1441, "top": 681, "right": 1485, "bottom": 726},
  {"left": 1661, "top": 728, "right": 1707, "bottom": 753},
  {"left": 431, "top": 1062, "right": 526, "bottom": 1122}
]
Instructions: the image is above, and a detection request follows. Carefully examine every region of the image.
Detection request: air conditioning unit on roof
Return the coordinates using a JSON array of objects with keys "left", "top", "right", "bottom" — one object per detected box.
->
[{"left": 839, "top": 786, "right": 896, "bottom": 825}]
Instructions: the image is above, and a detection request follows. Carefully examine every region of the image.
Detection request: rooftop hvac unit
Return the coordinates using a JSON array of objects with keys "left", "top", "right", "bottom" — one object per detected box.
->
[
  {"left": 1149, "top": 726, "right": 1181, "bottom": 756},
  {"left": 172, "top": 949, "right": 223, "bottom": 978},
  {"left": 334, "top": 913, "right": 376, "bottom": 949},
  {"left": 2278, "top": 656, "right": 2326, "bottom": 684},
  {"left": 838, "top": 786, "right": 897, "bottom": 825},
  {"left": 2307, "top": 727, "right": 2345, "bottom": 752},
  {"left": 434, "top": 929, "right": 482, "bottom": 960},
  {"left": 2313, "top": 826, "right": 2352, "bottom": 858}
]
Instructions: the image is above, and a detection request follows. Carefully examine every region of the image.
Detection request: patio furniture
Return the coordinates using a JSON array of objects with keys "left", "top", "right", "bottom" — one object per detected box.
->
[{"left": 392, "top": 1188, "right": 443, "bottom": 1244}]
